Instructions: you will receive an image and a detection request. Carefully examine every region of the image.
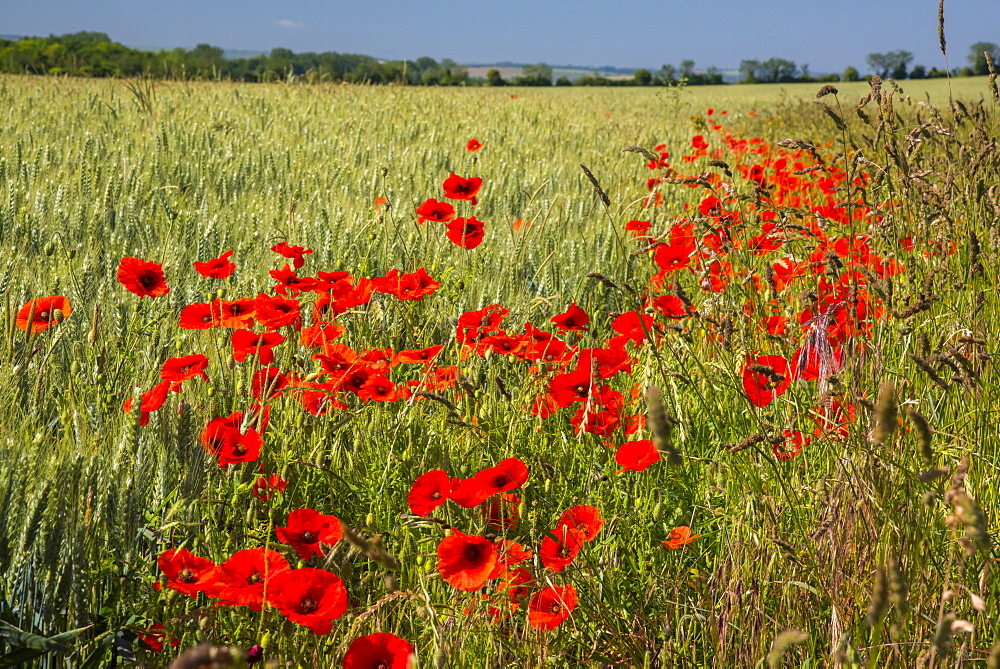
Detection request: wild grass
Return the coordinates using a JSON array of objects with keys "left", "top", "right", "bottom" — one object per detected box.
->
[{"left": 0, "top": 73, "right": 998, "bottom": 667}]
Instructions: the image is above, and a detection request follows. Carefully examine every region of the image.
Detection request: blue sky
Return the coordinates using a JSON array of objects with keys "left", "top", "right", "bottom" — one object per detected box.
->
[{"left": 2, "top": 0, "right": 998, "bottom": 72}]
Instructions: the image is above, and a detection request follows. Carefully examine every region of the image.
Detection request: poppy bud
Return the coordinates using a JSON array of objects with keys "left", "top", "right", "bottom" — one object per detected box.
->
[
  {"left": 70, "top": 361, "right": 80, "bottom": 375},
  {"left": 44, "top": 241, "right": 55, "bottom": 256},
  {"left": 365, "top": 512, "right": 375, "bottom": 526},
  {"left": 544, "top": 478, "right": 551, "bottom": 494},
  {"left": 652, "top": 502, "right": 663, "bottom": 521},
  {"left": 260, "top": 633, "right": 271, "bottom": 649}
]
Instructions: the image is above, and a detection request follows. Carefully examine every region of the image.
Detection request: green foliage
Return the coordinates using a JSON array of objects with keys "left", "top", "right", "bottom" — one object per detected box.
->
[
  {"left": 866, "top": 50, "right": 913, "bottom": 79},
  {"left": 968, "top": 42, "right": 1000, "bottom": 76}
]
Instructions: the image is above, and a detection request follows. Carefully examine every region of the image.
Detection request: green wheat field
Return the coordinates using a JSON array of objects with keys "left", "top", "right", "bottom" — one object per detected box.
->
[{"left": 1, "top": 74, "right": 999, "bottom": 667}]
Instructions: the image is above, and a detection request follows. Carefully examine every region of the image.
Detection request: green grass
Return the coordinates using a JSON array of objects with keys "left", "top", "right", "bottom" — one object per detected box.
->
[{"left": 0, "top": 73, "right": 999, "bottom": 667}]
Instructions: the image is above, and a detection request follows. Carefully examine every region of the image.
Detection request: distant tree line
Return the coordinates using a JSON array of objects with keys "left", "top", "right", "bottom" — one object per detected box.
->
[{"left": 1, "top": 32, "right": 997, "bottom": 86}]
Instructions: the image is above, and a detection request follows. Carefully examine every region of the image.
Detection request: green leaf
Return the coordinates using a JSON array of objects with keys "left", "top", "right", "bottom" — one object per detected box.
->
[
  {"left": 0, "top": 621, "right": 91, "bottom": 652},
  {"left": 0, "top": 648, "right": 47, "bottom": 667}
]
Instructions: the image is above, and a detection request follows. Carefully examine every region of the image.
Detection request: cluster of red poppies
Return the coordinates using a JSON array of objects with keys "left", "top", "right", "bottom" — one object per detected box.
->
[
  {"left": 415, "top": 172, "right": 485, "bottom": 249},
  {"left": 404, "top": 457, "right": 601, "bottom": 630}
]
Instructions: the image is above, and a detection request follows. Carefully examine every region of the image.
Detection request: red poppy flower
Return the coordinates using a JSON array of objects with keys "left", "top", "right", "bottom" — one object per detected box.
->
[
  {"left": 231, "top": 329, "right": 285, "bottom": 365},
  {"left": 117, "top": 257, "right": 169, "bottom": 298},
  {"left": 651, "top": 295, "right": 688, "bottom": 319},
  {"left": 267, "top": 567, "right": 348, "bottom": 635},
  {"left": 615, "top": 439, "right": 661, "bottom": 472},
  {"left": 254, "top": 294, "right": 301, "bottom": 329},
  {"left": 276, "top": 508, "right": 343, "bottom": 560},
  {"left": 271, "top": 242, "right": 313, "bottom": 269},
  {"left": 528, "top": 584, "right": 578, "bottom": 630},
  {"left": 775, "top": 430, "right": 809, "bottom": 462},
  {"left": 625, "top": 220, "right": 652, "bottom": 237},
  {"left": 16, "top": 296, "right": 72, "bottom": 334},
  {"left": 251, "top": 366, "right": 288, "bottom": 400},
  {"left": 358, "top": 374, "right": 398, "bottom": 402},
  {"left": 437, "top": 530, "right": 497, "bottom": 591},
  {"left": 548, "top": 367, "right": 594, "bottom": 407},
  {"left": 466, "top": 138, "right": 483, "bottom": 152},
  {"left": 393, "top": 345, "right": 444, "bottom": 366},
  {"left": 612, "top": 311, "right": 655, "bottom": 342},
  {"left": 157, "top": 548, "right": 218, "bottom": 597},
  {"left": 450, "top": 457, "right": 529, "bottom": 508},
  {"left": 137, "top": 623, "right": 178, "bottom": 652},
  {"left": 407, "top": 470, "right": 451, "bottom": 516},
  {"left": 662, "top": 526, "right": 700, "bottom": 549},
  {"left": 445, "top": 217, "right": 485, "bottom": 249},
  {"left": 540, "top": 526, "right": 585, "bottom": 572},
  {"left": 179, "top": 302, "right": 218, "bottom": 330},
  {"left": 557, "top": 505, "right": 604, "bottom": 542},
  {"left": 551, "top": 302, "right": 589, "bottom": 332},
  {"left": 215, "top": 428, "right": 263, "bottom": 468},
  {"left": 270, "top": 264, "right": 319, "bottom": 296},
  {"left": 416, "top": 198, "right": 456, "bottom": 224},
  {"left": 138, "top": 381, "right": 171, "bottom": 426},
  {"left": 215, "top": 548, "right": 290, "bottom": 611},
  {"left": 343, "top": 632, "right": 414, "bottom": 669},
  {"left": 442, "top": 173, "right": 482, "bottom": 205},
  {"left": 160, "top": 354, "right": 210, "bottom": 392},
  {"left": 372, "top": 268, "right": 441, "bottom": 301},
  {"left": 216, "top": 299, "right": 256, "bottom": 328},
  {"left": 200, "top": 412, "right": 244, "bottom": 454},
  {"left": 252, "top": 473, "right": 288, "bottom": 500},
  {"left": 741, "top": 354, "right": 791, "bottom": 408},
  {"left": 194, "top": 250, "right": 236, "bottom": 279},
  {"left": 482, "top": 493, "right": 520, "bottom": 530},
  {"left": 300, "top": 323, "right": 345, "bottom": 349}
]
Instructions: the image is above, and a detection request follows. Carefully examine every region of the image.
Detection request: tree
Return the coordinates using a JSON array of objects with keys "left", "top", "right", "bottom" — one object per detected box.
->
[
  {"left": 739, "top": 59, "right": 760, "bottom": 83},
  {"left": 486, "top": 69, "right": 504, "bottom": 86},
  {"left": 866, "top": 50, "right": 912, "bottom": 79},
  {"left": 633, "top": 68, "right": 652, "bottom": 85},
  {"left": 910, "top": 64, "right": 927, "bottom": 79},
  {"left": 679, "top": 59, "right": 695, "bottom": 79},
  {"left": 843, "top": 66, "right": 860, "bottom": 82},
  {"left": 518, "top": 63, "right": 552, "bottom": 86},
  {"left": 657, "top": 64, "right": 677, "bottom": 85},
  {"left": 968, "top": 42, "right": 1000, "bottom": 75}
]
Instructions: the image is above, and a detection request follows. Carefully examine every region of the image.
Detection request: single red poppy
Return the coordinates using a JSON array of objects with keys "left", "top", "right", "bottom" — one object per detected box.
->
[
  {"left": 466, "top": 138, "right": 483, "bottom": 152},
  {"left": 136, "top": 623, "right": 179, "bottom": 652},
  {"left": 550, "top": 302, "right": 589, "bottom": 331},
  {"left": 194, "top": 250, "right": 235, "bottom": 279},
  {"left": 612, "top": 311, "right": 655, "bottom": 342},
  {"left": 539, "top": 526, "right": 585, "bottom": 572},
  {"left": 775, "top": 430, "right": 809, "bottom": 462},
  {"left": 179, "top": 302, "right": 218, "bottom": 330},
  {"left": 437, "top": 530, "right": 497, "bottom": 591},
  {"left": 276, "top": 508, "right": 343, "bottom": 560},
  {"left": 117, "top": 257, "right": 169, "bottom": 298},
  {"left": 343, "top": 632, "right": 414, "bottom": 669},
  {"left": 625, "top": 220, "right": 652, "bottom": 237},
  {"left": 615, "top": 439, "right": 662, "bottom": 472},
  {"left": 300, "top": 323, "right": 345, "bottom": 349},
  {"left": 393, "top": 345, "right": 444, "bottom": 366},
  {"left": 557, "top": 505, "right": 604, "bottom": 542},
  {"left": 442, "top": 173, "right": 482, "bottom": 205},
  {"left": 416, "top": 198, "right": 456, "bottom": 224},
  {"left": 358, "top": 374, "right": 398, "bottom": 402},
  {"left": 528, "top": 584, "right": 577, "bottom": 630},
  {"left": 160, "top": 354, "right": 210, "bottom": 392},
  {"left": 662, "top": 526, "right": 700, "bottom": 550},
  {"left": 216, "top": 299, "right": 257, "bottom": 328},
  {"left": 251, "top": 366, "right": 288, "bottom": 400},
  {"left": 215, "top": 547, "right": 290, "bottom": 611},
  {"left": 271, "top": 242, "right": 313, "bottom": 269},
  {"left": 254, "top": 294, "right": 301, "bottom": 330},
  {"left": 407, "top": 470, "right": 451, "bottom": 516},
  {"left": 267, "top": 567, "right": 348, "bottom": 635},
  {"left": 270, "top": 264, "right": 319, "bottom": 296},
  {"left": 215, "top": 428, "right": 263, "bottom": 468},
  {"left": 16, "top": 295, "right": 72, "bottom": 334},
  {"left": 548, "top": 367, "right": 594, "bottom": 407},
  {"left": 231, "top": 329, "right": 285, "bottom": 365},
  {"left": 651, "top": 295, "right": 688, "bottom": 319},
  {"left": 741, "top": 354, "right": 791, "bottom": 408},
  {"left": 157, "top": 548, "right": 218, "bottom": 597},
  {"left": 139, "top": 381, "right": 171, "bottom": 426},
  {"left": 200, "top": 412, "right": 244, "bottom": 454},
  {"left": 445, "top": 217, "right": 485, "bottom": 249}
]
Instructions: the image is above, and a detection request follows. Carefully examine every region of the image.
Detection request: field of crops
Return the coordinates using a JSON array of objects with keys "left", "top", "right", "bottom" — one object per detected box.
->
[{"left": 1, "top": 74, "right": 999, "bottom": 667}]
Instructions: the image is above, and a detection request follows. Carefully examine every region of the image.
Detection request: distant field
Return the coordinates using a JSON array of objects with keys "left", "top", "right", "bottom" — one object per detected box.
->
[{"left": 1, "top": 74, "right": 998, "bottom": 667}]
